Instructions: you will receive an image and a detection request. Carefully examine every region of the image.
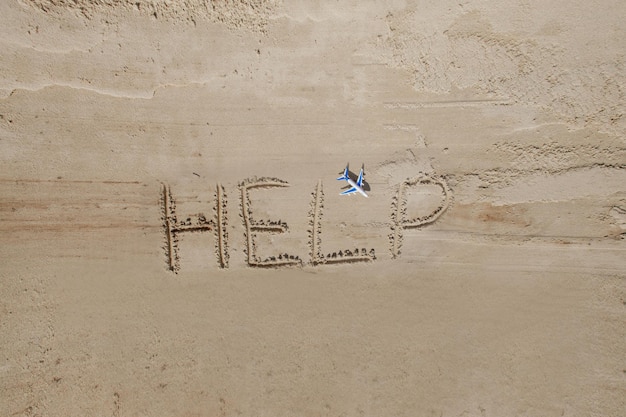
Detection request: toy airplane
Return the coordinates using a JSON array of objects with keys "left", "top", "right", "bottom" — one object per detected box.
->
[{"left": 337, "top": 164, "right": 368, "bottom": 197}]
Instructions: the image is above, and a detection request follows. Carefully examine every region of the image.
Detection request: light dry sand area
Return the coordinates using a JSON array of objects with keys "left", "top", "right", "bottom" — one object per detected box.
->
[{"left": 1, "top": 0, "right": 625, "bottom": 416}]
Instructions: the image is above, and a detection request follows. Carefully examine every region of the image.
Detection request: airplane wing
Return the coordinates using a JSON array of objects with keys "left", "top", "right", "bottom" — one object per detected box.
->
[
  {"left": 356, "top": 168, "right": 364, "bottom": 187},
  {"left": 337, "top": 165, "right": 350, "bottom": 181},
  {"left": 340, "top": 187, "right": 358, "bottom": 195}
]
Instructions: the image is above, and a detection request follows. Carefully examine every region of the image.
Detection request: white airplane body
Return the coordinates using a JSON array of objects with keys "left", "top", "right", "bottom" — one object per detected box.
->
[{"left": 337, "top": 164, "right": 368, "bottom": 197}]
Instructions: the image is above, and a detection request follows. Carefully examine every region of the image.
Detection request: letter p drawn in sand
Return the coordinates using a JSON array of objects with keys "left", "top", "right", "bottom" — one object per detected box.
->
[{"left": 389, "top": 174, "right": 452, "bottom": 259}]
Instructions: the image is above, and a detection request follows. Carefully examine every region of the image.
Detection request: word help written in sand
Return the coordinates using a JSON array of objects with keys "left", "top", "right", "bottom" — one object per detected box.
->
[{"left": 161, "top": 174, "right": 451, "bottom": 273}]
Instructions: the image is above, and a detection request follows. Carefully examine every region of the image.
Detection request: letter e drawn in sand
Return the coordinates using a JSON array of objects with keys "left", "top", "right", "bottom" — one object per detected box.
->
[
  {"left": 309, "top": 179, "right": 376, "bottom": 265},
  {"left": 390, "top": 174, "right": 452, "bottom": 259},
  {"left": 161, "top": 183, "right": 229, "bottom": 273},
  {"left": 239, "top": 177, "right": 302, "bottom": 268}
]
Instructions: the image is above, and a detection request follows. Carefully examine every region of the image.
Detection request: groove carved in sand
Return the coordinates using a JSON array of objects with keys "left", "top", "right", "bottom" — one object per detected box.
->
[
  {"left": 308, "top": 180, "right": 376, "bottom": 265},
  {"left": 161, "top": 183, "right": 228, "bottom": 273},
  {"left": 308, "top": 179, "right": 324, "bottom": 264},
  {"left": 390, "top": 174, "right": 452, "bottom": 259},
  {"left": 239, "top": 177, "right": 302, "bottom": 268},
  {"left": 215, "top": 184, "right": 229, "bottom": 268}
]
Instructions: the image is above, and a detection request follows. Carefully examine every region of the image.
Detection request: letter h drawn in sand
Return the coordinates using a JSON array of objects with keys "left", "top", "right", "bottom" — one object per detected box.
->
[
  {"left": 239, "top": 177, "right": 302, "bottom": 267},
  {"left": 161, "top": 183, "right": 229, "bottom": 273},
  {"left": 389, "top": 174, "right": 452, "bottom": 259}
]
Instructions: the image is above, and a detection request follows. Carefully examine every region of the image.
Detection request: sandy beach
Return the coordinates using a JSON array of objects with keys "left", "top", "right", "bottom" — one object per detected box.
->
[{"left": 1, "top": 1, "right": 625, "bottom": 416}]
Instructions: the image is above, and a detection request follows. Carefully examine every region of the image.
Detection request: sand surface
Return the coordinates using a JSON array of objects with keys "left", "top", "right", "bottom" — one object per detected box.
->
[{"left": 1, "top": 1, "right": 625, "bottom": 416}]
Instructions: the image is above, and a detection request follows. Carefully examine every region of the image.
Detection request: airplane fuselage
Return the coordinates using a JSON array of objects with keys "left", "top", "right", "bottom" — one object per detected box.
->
[
  {"left": 337, "top": 164, "right": 368, "bottom": 197},
  {"left": 346, "top": 178, "right": 368, "bottom": 197}
]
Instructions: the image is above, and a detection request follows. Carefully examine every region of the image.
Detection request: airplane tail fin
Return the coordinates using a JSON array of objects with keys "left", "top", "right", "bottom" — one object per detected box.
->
[{"left": 336, "top": 165, "right": 349, "bottom": 181}]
